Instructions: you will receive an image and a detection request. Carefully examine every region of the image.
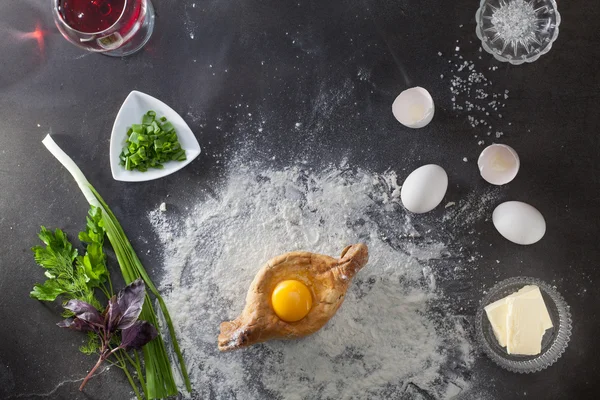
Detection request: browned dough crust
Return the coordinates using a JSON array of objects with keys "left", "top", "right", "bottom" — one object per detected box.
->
[{"left": 218, "top": 244, "right": 369, "bottom": 351}]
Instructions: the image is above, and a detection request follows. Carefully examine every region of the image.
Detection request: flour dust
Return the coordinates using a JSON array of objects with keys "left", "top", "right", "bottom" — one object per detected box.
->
[{"left": 150, "top": 163, "right": 476, "bottom": 399}]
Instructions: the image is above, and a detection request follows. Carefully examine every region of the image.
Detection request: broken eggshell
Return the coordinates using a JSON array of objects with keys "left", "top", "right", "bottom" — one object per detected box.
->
[
  {"left": 392, "top": 87, "right": 435, "bottom": 128},
  {"left": 478, "top": 144, "right": 520, "bottom": 185}
]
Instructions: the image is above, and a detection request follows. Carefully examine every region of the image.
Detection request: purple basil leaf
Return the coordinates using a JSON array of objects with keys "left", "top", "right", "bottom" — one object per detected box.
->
[
  {"left": 57, "top": 317, "right": 94, "bottom": 332},
  {"left": 121, "top": 320, "right": 158, "bottom": 350},
  {"left": 106, "top": 295, "right": 120, "bottom": 332},
  {"left": 63, "top": 299, "right": 97, "bottom": 315},
  {"left": 63, "top": 299, "right": 103, "bottom": 327},
  {"left": 115, "top": 278, "right": 146, "bottom": 330}
]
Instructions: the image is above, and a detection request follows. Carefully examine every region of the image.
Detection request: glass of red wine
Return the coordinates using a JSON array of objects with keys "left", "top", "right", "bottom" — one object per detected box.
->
[{"left": 52, "top": 0, "right": 155, "bottom": 56}]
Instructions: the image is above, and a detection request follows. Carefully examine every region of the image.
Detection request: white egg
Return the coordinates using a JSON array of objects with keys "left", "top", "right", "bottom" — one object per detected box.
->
[
  {"left": 392, "top": 87, "right": 435, "bottom": 129},
  {"left": 478, "top": 144, "right": 520, "bottom": 185},
  {"left": 492, "top": 201, "right": 546, "bottom": 245},
  {"left": 401, "top": 164, "right": 448, "bottom": 213}
]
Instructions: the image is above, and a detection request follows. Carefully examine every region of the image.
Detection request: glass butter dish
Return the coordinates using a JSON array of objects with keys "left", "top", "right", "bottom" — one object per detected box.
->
[{"left": 476, "top": 277, "right": 571, "bottom": 373}]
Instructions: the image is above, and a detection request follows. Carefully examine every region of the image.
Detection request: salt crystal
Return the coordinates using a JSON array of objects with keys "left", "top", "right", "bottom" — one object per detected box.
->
[{"left": 490, "top": 0, "right": 537, "bottom": 43}]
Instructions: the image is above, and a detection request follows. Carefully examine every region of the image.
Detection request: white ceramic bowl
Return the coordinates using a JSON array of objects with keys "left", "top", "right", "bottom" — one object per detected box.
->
[{"left": 110, "top": 91, "right": 201, "bottom": 182}]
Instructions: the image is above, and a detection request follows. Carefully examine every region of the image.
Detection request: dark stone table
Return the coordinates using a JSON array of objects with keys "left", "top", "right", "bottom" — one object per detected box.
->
[{"left": 1, "top": 0, "right": 598, "bottom": 399}]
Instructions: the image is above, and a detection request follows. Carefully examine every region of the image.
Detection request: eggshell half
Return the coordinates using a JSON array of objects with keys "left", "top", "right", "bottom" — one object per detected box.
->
[
  {"left": 401, "top": 164, "right": 448, "bottom": 213},
  {"left": 478, "top": 144, "right": 520, "bottom": 185},
  {"left": 492, "top": 201, "right": 546, "bottom": 245},
  {"left": 392, "top": 87, "right": 435, "bottom": 129}
]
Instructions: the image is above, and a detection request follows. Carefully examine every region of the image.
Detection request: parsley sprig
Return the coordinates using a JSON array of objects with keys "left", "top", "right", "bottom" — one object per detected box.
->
[{"left": 31, "top": 206, "right": 109, "bottom": 309}]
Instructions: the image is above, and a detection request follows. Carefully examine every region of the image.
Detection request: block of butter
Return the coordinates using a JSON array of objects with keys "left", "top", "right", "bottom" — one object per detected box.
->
[{"left": 484, "top": 285, "right": 553, "bottom": 355}]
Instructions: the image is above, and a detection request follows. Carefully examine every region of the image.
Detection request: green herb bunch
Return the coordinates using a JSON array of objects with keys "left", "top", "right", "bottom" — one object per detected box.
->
[
  {"left": 31, "top": 207, "right": 109, "bottom": 309},
  {"left": 31, "top": 207, "right": 154, "bottom": 398},
  {"left": 41, "top": 134, "right": 191, "bottom": 399}
]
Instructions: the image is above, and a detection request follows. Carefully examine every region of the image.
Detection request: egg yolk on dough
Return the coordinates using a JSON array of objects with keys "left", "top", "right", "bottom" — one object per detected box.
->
[{"left": 271, "top": 280, "right": 313, "bottom": 322}]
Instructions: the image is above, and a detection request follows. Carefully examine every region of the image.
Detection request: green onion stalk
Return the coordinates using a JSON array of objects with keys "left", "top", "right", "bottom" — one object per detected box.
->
[{"left": 42, "top": 135, "right": 191, "bottom": 398}]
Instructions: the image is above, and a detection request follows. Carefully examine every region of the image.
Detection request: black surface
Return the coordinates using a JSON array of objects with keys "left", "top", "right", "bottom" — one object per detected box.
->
[{"left": 1, "top": 0, "right": 599, "bottom": 399}]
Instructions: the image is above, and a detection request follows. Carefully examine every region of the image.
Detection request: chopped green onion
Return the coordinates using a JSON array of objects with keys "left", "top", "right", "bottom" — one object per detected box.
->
[
  {"left": 119, "top": 111, "right": 186, "bottom": 173},
  {"left": 160, "top": 121, "right": 175, "bottom": 133},
  {"left": 142, "top": 113, "right": 154, "bottom": 125}
]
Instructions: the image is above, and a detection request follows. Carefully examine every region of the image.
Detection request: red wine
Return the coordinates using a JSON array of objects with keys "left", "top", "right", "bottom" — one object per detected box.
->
[{"left": 58, "top": 0, "right": 126, "bottom": 33}]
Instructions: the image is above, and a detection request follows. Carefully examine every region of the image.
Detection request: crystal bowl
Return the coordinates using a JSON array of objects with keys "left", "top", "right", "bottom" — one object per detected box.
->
[
  {"left": 475, "top": 0, "right": 561, "bottom": 65},
  {"left": 475, "top": 277, "right": 571, "bottom": 373}
]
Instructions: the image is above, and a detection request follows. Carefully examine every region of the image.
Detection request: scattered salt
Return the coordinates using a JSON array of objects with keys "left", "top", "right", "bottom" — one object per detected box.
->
[{"left": 441, "top": 42, "right": 511, "bottom": 143}]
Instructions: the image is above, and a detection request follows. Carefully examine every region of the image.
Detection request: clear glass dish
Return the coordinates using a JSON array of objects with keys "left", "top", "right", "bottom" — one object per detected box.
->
[
  {"left": 476, "top": 277, "right": 571, "bottom": 373},
  {"left": 475, "top": 0, "right": 561, "bottom": 65}
]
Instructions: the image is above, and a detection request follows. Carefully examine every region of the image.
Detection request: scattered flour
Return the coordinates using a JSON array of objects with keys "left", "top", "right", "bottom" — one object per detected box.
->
[
  {"left": 151, "top": 163, "right": 475, "bottom": 399},
  {"left": 443, "top": 186, "right": 501, "bottom": 228}
]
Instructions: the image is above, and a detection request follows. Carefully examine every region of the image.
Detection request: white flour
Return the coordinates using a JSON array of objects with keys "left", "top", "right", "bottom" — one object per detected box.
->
[
  {"left": 150, "top": 163, "right": 475, "bottom": 399},
  {"left": 443, "top": 186, "right": 501, "bottom": 228}
]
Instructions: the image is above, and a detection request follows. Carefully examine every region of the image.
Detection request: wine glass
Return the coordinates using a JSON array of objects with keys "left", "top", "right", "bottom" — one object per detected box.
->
[{"left": 52, "top": 0, "right": 155, "bottom": 57}]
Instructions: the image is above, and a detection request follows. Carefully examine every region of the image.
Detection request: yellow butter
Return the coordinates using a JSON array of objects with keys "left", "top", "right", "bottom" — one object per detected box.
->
[{"left": 484, "top": 285, "right": 553, "bottom": 355}]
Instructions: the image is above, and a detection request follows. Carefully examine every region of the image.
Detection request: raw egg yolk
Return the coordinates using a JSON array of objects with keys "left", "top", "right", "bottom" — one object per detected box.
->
[{"left": 271, "top": 280, "right": 313, "bottom": 322}]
